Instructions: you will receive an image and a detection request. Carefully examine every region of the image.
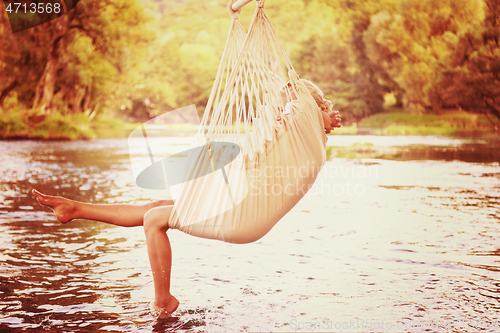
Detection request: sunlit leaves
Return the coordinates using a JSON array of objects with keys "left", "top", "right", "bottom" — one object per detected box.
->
[
  {"left": 1, "top": 0, "right": 498, "bottom": 122},
  {"left": 437, "top": 0, "right": 500, "bottom": 119},
  {"left": 364, "top": 0, "right": 485, "bottom": 113}
]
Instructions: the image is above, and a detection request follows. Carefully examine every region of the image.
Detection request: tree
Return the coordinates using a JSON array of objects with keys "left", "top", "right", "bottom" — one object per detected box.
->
[
  {"left": 363, "top": 0, "right": 485, "bottom": 113},
  {"left": 0, "top": 13, "right": 51, "bottom": 108},
  {"left": 121, "top": 0, "right": 230, "bottom": 119},
  {"left": 436, "top": 0, "right": 500, "bottom": 121},
  {"left": 291, "top": 0, "right": 400, "bottom": 121},
  {"left": 0, "top": 0, "right": 157, "bottom": 116},
  {"left": 32, "top": 12, "right": 72, "bottom": 113}
]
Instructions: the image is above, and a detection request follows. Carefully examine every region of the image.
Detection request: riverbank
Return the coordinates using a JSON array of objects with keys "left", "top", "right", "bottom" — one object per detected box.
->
[
  {"left": 1, "top": 108, "right": 498, "bottom": 140},
  {"left": 0, "top": 109, "right": 126, "bottom": 140},
  {"left": 340, "top": 108, "right": 499, "bottom": 137}
]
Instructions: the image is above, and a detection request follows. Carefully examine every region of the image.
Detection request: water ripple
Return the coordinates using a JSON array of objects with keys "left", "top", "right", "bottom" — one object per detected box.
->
[{"left": 0, "top": 138, "right": 499, "bottom": 331}]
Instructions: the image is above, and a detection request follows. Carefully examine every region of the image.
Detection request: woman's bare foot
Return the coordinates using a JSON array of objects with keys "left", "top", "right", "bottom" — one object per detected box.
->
[
  {"left": 150, "top": 296, "right": 180, "bottom": 318},
  {"left": 32, "top": 189, "right": 78, "bottom": 224}
]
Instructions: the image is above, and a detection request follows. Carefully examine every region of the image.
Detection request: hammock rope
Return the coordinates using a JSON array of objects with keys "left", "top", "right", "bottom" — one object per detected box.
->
[
  {"left": 168, "top": 0, "right": 328, "bottom": 244},
  {"left": 199, "top": 0, "right": 298, "bottom": 156}
]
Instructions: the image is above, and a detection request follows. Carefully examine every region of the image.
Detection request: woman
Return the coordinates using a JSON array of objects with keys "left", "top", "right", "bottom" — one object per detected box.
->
[
  {"left": 278, "top": 79, "right": 340, "bottom": 134},
  {"left": 33, "top": 81, "right": 341, "bottom": 317}
]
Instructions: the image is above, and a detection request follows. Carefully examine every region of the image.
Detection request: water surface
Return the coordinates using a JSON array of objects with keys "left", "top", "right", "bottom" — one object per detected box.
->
[{"left": 0, "top": 136, "right": 499, "bottom": 332}]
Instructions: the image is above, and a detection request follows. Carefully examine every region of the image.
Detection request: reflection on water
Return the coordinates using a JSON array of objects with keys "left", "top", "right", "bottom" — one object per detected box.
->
[
  {"left": 0, "top": 136, "right": 499, "bottom": 332},
  {"left": 327, "top": 136, "right": 500, "bottom": 163}
]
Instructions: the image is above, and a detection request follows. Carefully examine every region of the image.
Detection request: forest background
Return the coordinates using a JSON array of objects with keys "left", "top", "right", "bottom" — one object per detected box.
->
[{"left": 0, "top": 0, "right": 499, "bottom": 139}]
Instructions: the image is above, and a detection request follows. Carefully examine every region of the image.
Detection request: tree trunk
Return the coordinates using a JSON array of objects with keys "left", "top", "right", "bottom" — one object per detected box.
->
[
  {"left": 72, "top": 85, "right": 87, "bottom": 113},
  {"left": 0, "top": 79, "right": 18, "bottom": 108},
  {"left": 485, "top": 98, "right": 500, "bottom": 121},
  {"left": 32, "top": 15, "right": 70, "bottom": 113},
  {"left": 53, "top": 84, "right": 71, "bottom": 112},
  {"left": 83, "top": 83, "right": 92, "bottom": 114}
]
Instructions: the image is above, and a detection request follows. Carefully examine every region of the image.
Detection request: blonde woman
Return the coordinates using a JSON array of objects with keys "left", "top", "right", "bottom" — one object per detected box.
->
[
  {"left": 33, "top": 80, "right": 341, "bottom": 317},
  {"left": 277, "top": 79, "right": 341, "bottom": 134}
]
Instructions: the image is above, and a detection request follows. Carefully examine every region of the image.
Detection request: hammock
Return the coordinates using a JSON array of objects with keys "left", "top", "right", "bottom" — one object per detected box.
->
[{"left": 167, "top": 0, "right": 328, "bottom": 244}]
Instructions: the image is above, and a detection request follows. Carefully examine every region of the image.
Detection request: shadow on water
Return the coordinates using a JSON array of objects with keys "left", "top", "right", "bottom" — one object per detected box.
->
[
  {"left": 328, "top": 137, "right": 500, "bottom": 163},
  {"left": 381, "top": 143, "right": 500, "bottom": 163}
]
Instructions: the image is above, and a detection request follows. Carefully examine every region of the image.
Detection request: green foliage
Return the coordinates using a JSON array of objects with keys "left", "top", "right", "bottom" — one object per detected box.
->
[
  {"left": 0, "top": 15, "right": 50, "bottom": 107},
  {"left": 1, "top": 0, "right": 499, "bottom": 138},
  {"left": 329, "top": 126, "right": 358, "bottom": 135},
  {"left": 37, "top": 113, "right": 95, "bottom": 139},
  {"left": 1, "top": 0, "right": 157, "bottom": 118},
  {"left": 325, "top": 146, "right": 335, "bottom": 160},
  {"left": 91, "top": 118, "right": 126, "bottom": 138},
  {"left": 0, "top": 109, "right": 28, "bottom": 134},
  {"left": 382, "top": 125, "right": 458, "bottom": 136},
  {"left": 358, "top": 109, "right": 496, "bottom": 136},
  {"left": 435, "top": 0, "right": 500, "bottom": 120},
  {"left": 0, "top": 107, "right": 97, "bottom": 139},
  {"left": 363, "top": 0, "right": 490, "bottom": 115},
  {"left": 332, "top": 0, "right": 401, "bottom": 121}
]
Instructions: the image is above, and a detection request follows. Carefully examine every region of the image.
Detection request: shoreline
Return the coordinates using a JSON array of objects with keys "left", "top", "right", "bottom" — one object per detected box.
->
[
  {"left": 1, "top": 109, "right": 498, "bottom": 141},
  {"left": 1, "top": 127, "right": 497, "bottom": 141},
  {"left": 1, "top": 126, "right": 497, "bottom": 140}
]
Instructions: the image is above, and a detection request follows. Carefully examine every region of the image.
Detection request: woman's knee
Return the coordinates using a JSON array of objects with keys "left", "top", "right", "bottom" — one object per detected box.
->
[{"left": 143, "top": 206, "right": 172, "bottom": 233}]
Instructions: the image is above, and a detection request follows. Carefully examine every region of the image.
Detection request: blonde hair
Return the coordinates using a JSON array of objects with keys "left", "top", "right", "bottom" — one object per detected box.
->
[{"left": 300, "top": 79, "right": 334, "bottom": 114}]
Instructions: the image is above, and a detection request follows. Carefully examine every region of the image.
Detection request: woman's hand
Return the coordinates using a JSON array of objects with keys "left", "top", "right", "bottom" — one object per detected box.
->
[{"left": 322, "top": 110, "right": 341, "bottom": 134}]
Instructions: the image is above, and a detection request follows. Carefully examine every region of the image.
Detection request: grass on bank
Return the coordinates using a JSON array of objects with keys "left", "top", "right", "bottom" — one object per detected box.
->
[
  {"left": 130, "top": 109, "right": 498, "bottom": 137},
  {"left": 0, "top": 109, "right": 93, "bottom": 140},
  {"left": 0, "top": 107, "right": 127, "bottom": 140},
  {"left": 350, "top": 108, "right": 498, "bottom": 136},
  {"left": 1, "top": 106, "right": 498, "bottom": 140}
]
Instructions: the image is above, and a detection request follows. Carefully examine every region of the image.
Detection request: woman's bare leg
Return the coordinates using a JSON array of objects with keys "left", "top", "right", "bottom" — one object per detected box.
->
[
  {"left": 32, "top": 189, "right": 173, "bottom": 227},
  {"left": 33, "top": 189, "right": 180, "bottom": 315},
  {"left": 143, "top": 205, "right": 179, "bottom": 316}
]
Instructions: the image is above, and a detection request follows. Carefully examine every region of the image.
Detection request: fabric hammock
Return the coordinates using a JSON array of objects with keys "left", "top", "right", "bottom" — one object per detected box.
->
[{"left": 167, "top": 0, "right": 328, "bottom": 244}]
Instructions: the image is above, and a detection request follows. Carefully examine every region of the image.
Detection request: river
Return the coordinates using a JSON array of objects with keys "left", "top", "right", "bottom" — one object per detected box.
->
[{"left": 0, "top": 135, "right": 499, "bottom": 332}]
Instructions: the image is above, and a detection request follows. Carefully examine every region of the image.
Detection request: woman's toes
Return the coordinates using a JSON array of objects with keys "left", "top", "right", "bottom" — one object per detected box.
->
[{"left": 32, "top": 190, "right": 75, "bottom": 224}]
